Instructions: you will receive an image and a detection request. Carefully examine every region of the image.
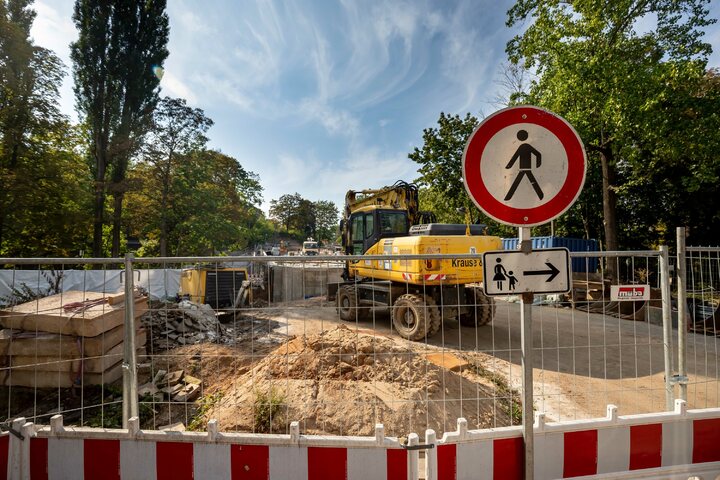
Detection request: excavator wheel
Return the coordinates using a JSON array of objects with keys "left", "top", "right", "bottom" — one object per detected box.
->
[
  {"left": 337, "top": 285, "right": 367, "bottom": 322},
  {"left": 392, "top": 294, "right": 441, "bottom": 341},
  {"left": 459, "top": 286, "right": 496, "bottom": 327}
]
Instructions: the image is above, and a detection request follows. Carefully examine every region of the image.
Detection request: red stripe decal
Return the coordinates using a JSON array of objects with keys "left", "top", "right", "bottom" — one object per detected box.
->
[
  {"left": 693, "top": 418, "right": 720, "bottom": 463},
  {"left": 30, "top": 437, "right": 48, "bottom": 480},
  {"left": 156, "top": 442, "right": 194, "bottom": 480},
  {"left": 0, "top": 435, "right": 8, "bottom": 480},
  {"left": 231, "top": 444, "right": 269, "bottom": 480},
  {"left": 493, "top": 437, "right": 523, "bottom": 480},
  {"left": 84, "top": 439, "right": 120, "bottom": 480},
  {"left": 629, "top": 424, "right": 662, "bottom": 470},
  {"left": 437, "top": 444, "right": 457, "bottom": 480},
  {"left": 563, "top": 430, "right": 597, "bottom": 478},
  {"left": 386, "top": 449, "right": 407, "bottom": 480},
  {"left": 308, "top": 447, "right": 346, "bottom": 480}
]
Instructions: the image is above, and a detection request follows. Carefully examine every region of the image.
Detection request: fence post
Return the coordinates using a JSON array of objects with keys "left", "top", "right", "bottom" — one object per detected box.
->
[
  {"left": 122, "top": 253, "right": 138, "bottom": 428},
  {"left": 424, "top": 429, "right": 437, "bottom": 480},
  {"left": 659, "top": 245, "right": 674, "bottom": 410},
  {"left": 676, "top": 228, "right": 688, "bottom": 401}
]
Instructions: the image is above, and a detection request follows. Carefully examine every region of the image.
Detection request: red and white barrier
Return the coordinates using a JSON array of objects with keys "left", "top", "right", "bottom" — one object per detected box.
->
[
  {"left": 426, "top": 400, "right": 720, "bottom": 480},
  {"left": 19, "top": 418, "right": 410, "bottom": 480},
  {"left": 10, "top": 401, "right": 720, "bottom": 480}
]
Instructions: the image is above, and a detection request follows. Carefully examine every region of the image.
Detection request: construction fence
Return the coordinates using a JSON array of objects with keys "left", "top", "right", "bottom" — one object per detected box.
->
[{"left": 0, "top": 233, "right": 718, "bottom": 476}]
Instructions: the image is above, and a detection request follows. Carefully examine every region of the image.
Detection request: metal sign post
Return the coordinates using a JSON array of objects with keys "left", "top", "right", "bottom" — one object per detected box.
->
[
  {"left": 463, "top": 105, "right": 587, "bottom": 480},
  {"left": 519, "top": 226, "right": 534, "bottom": 479}
]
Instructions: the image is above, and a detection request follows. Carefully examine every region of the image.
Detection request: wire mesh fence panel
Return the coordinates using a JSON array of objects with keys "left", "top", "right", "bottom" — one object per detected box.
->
[
  {"left": 0, "top": 249, "right": 702, "bottom": 437},
  {"left": 685, "top": 247, "right": 720, "bottom": 409},
  {"left": 0, "top": 259, "right": 136, "bottom": 429}
]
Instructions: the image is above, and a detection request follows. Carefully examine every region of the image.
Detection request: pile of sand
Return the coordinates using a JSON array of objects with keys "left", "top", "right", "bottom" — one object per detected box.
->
[{"left": 205, "top": 325, "right": 514, "bottom": 436}]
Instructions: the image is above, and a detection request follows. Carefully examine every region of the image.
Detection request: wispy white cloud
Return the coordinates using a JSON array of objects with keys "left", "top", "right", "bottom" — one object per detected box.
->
[
  {"left": 31, "top": 1, "right": 77, "bottom": 119},
  {"left": 31, "top": 1, "right": 76, "bottom": 56},
  {"left": 265, "top": 145, "right": 416, "bottom": 210},
  {"left": 176, "top": 10, "right": 211, "bottom": 34},
  {"left": 161, "top": 70, "right": 198, "bottom": 105},
  {"left": 297, "top": 99, "right": 360, "bottom": 137}
]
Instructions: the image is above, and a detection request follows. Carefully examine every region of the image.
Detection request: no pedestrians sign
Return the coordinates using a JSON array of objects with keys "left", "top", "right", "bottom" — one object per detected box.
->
[{"left": 462, "top": 106, "right": 587, "bottom": 227}]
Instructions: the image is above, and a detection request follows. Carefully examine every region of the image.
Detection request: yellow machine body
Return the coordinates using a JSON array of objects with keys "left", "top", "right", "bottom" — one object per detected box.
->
[
  {"left": 349, "top": 234, "right": 502, "bottom": 285},
  {"left": 179, "top": 267, "right": 249, "bottom": 308}
]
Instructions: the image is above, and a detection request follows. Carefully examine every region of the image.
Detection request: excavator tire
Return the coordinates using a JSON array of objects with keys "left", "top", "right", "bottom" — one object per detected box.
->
[
  {"left": 337, "top": 285, "right": 367, "bottom": 322},
  {"left": 459, "top": 286, "right": 496, "bottom": 327},
  {"left": 392, "top": 294, "right": 441, "bottom": 341}
]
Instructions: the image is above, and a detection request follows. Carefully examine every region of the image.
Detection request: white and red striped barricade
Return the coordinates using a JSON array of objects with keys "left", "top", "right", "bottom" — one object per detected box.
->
[
  {"left": 425, "top": 400, "right": 720, "bottom": 480},
  {"left": 21, "top": 417, "right": 413, "bottom": 480}
]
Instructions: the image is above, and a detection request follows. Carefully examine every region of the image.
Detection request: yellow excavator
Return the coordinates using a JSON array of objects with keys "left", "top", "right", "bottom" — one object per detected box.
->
[{"left": 329, "top": 181, "right": 501, "bottom": 340}]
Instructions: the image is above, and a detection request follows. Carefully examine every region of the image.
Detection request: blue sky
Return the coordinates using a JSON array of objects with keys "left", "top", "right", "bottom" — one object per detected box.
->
[{"left": 31, "top": 1, "right": 720, "bottom": 214}]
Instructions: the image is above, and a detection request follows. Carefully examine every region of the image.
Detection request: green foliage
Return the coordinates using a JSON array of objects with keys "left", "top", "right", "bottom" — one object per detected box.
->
[
  {"left": 0, "top": 2, "right": 93, "bottom": 257},
  {"left": 127, "top": 148, "right": 265, "bottom": 256},
  {"left": 269, "top": 194, "right": 339, "bottom": 243},
  {"left": 253, "top": 388, "right": 286, "bottom": 433},
  {"left": 132, "top": 96, "right": 214, "bottom": 256},
  {"left": 506, "top": 0, "right": 719, "bottom": 248},
  {"left": 70, "top": 0, "right": 169, "bottom": 257},
  {"left": 188, "top": 391, "right": 223, "bottom": 431},
  {"left": 313, "top": 200, "right": 340, "bottom": 244},
  {"left": 409, "top": 113, "right": 515, "bottom": 237}
]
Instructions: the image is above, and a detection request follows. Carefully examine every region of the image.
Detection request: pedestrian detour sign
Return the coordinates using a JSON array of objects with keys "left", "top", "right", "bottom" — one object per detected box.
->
[
  {"left": 483, "top": 248, "right": 571, "bottom": 296},
  {"left": 462, "top": 105, "right": 587, "bottom": 227}
]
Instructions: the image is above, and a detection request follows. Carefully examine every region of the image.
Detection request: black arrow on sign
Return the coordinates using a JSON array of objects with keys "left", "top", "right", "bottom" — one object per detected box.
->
[{"left": 523, "top": 262, "right": 560, "bottom": 282}]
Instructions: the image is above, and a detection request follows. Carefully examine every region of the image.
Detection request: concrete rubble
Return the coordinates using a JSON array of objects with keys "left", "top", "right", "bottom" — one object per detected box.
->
[
  {"left": 141, "top": 300, "right": 231, "bottom": 350},
  {"left": 138, "top": 366, "right": 203, "bottom": 403}
]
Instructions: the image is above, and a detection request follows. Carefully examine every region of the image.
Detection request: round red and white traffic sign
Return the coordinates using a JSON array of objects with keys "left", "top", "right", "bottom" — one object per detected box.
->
[{"left": 462, "top": 105, "right": 586, "bottom": 227}]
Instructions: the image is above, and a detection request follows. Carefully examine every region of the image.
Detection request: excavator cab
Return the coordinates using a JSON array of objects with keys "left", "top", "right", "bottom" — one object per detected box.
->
[{"left": 346, "top": 209, "right": 409, "bottom": 255}]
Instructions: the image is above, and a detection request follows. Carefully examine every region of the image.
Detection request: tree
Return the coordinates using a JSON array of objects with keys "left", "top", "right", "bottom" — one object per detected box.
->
[
  {"left": 409, "top": 113, "right": 514, "bottom": 236},
  {"left": 269, "top": 193, "right": 302, "bottom": 232},
  {"left": 0, "top": 0, "right": 90, "bottom": 256},
  {"left": 126, "top": 148, "right": 264, "bottom": 256},
  {"left": 409, "top": 113, "right": 478, "bottom": 223},
  {"left": 313, "top": 200, "right": 339, "bottom": 243},
  {"left": 506, "top": 0, "right": 717, "bottom": 253},
  {"left": 71, "top": 0, "right": 169, "bottom": 257},
  {"left": 268, "top": 194, "right": 339, "bottom": 242},
  {"left": 141, "top": 96, "right": 213, "bottom": 256}
]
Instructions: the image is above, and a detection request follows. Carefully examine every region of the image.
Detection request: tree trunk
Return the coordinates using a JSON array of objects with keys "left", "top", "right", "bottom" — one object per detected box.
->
[
  {"left": 111, "top": 190, "right": 123, "bottom": 257},
  {"left": 92, "top": 155, "right": 106, "bottom": 259},
  {"left": 599, "top": 147, "right": 618, "bottom": 282},
  {"left": 159, "top": 180, "right": 169, "bottom": 257}
]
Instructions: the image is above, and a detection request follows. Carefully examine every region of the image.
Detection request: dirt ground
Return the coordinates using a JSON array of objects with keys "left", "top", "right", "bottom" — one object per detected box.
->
[{"left": 139, "top": 295, "right": 720, "bottom": 438}]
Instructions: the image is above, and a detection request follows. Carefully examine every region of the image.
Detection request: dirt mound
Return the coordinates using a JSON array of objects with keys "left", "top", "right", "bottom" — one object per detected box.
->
[{"left": 205, "top": 325, "right": 514, "bottom": 437}]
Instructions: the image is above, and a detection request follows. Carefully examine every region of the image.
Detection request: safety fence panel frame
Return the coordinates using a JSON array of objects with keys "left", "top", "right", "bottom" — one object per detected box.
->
[
  {"left": 0, "top": 249, "right": 688, "bottom": 439},
  {"left": 683, "top": 246, "right": 720, "bottom": 411}
]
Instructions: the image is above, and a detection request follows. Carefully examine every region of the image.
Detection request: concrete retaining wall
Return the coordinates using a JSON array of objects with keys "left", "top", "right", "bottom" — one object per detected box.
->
[{"left": 271, "top": 263, "right": 344, "bottom": 302}]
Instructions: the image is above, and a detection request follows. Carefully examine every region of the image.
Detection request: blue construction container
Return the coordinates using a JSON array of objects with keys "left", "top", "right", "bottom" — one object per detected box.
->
[{"left": 501, "top": 236, "right": 599, "bottom": 273}]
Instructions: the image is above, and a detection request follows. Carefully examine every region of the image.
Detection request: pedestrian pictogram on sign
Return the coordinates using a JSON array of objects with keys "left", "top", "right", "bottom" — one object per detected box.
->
[
  {"left": 462, "top": 106, "right": 587, "bottom": 227},
  {"left": 505, "top": 129, "right": 543, "bottom": 201}
]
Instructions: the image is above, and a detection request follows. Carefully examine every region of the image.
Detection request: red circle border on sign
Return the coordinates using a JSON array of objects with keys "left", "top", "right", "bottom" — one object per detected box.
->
[{"left": 462, "top": 106, "right": 586, "bottom": 227}]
